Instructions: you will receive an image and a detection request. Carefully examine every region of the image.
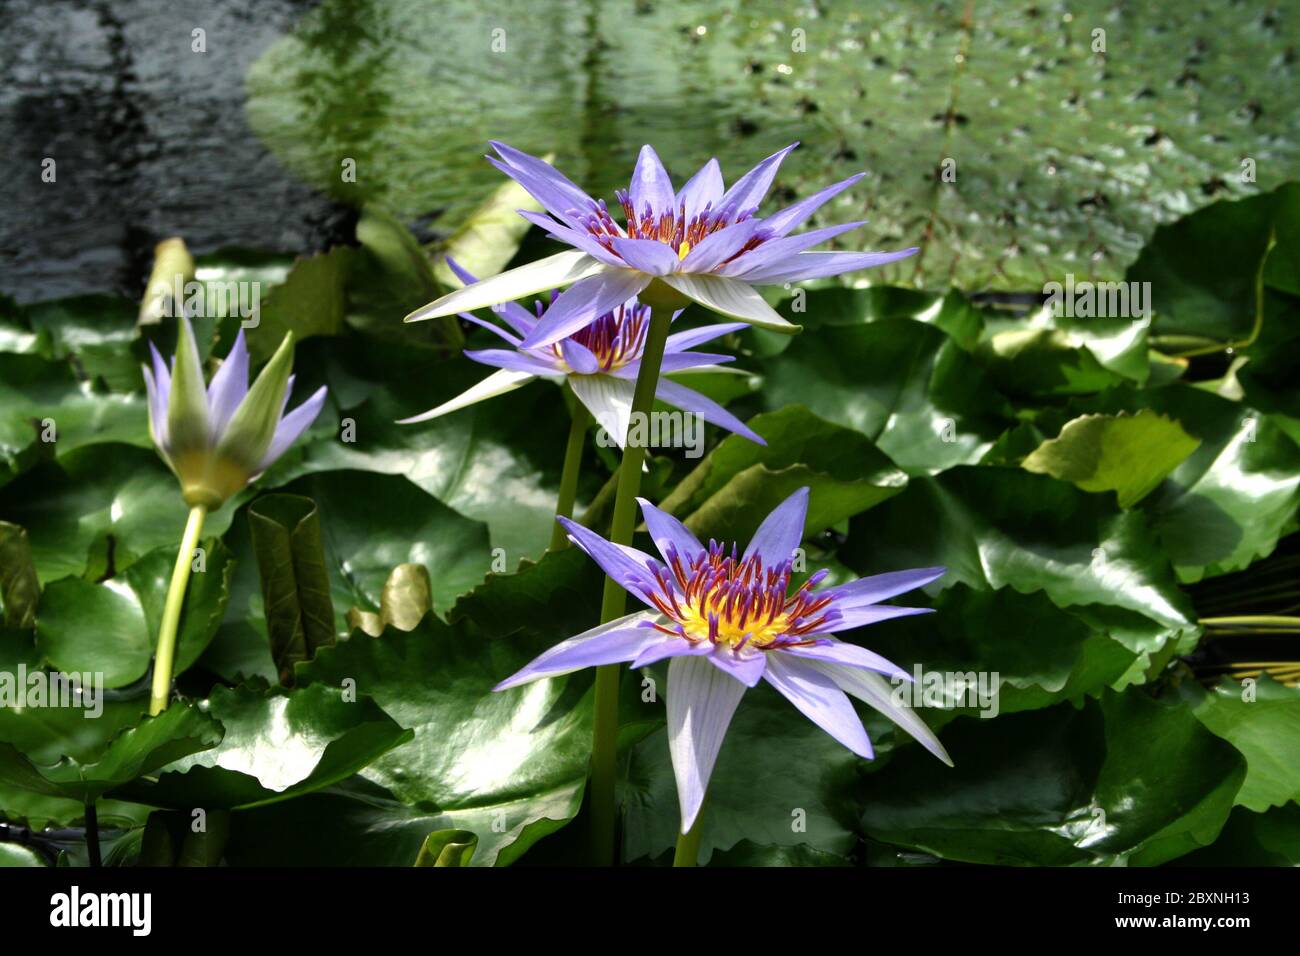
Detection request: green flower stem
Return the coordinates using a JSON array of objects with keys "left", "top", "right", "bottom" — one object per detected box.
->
[
  {"left": 589, "top": 303, "right": 674, "bottom": 866},
  {"left": 148, "top": 504, "right": 207, "bottom": 716},
  {"left": 84, "top": 800, "right": 101, "bottom": 868},
  {"left": 673, "top": 815, "right": 704, "bottom": 867},
  {"left": 549, "top": 388, "right": 591, "bottom": 551},
  {"left": 1201, "top": 615, "right": 1300, "bottom": 630}
]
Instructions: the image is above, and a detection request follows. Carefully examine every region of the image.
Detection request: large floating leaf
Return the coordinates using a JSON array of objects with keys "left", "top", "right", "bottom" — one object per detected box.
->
[
  {"left": 859, "top": 690, "right": 1246, "bottom": 866},
  {"left": 658, "top": 405, "right": 908, "bottom": 546},
  {"left": 1189, "top": 677, "right": 1300, "bottom": 813},
  {"left": 759, "top": 317, "right": 1010, "bottom": 474},
  {"left": 0, "top": 704, "right": 221, "bottom": 804},
  {"left": 284, "top": 549, "right": 606, "bottom": 865},
  {"left": 1128, "top": 187, "right": 1279, "bottom": 343},
  {"left": 863, "top": 585, "right": 1143, "bottom": 717},
  {"left": 1075, "top": 385, "right": 1300, "bottom": 582},
  {"left": 0, "top": 353, "right": 150, "bottom": 486},
  {"left": 119, "top": 683, "right": 411, "bottom": 811},
  {"left": 843, "top": 465, "right": 1197, "bottom": 633},
  {"left": 35, "top": 538, "right": 233, "bottom": 689},
  {"left": 247, "top": 247, "right": 355, "bottom": 363},
  {"left": 1021, "top": 410, "right": 1201, "bottom": 508},
  {"left": 0, "top": 444, "right": 243, "bottom": 583}
]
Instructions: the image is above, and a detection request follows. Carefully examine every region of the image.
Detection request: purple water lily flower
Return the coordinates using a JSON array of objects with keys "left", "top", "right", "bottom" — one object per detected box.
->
[
  {"left": 494, "top": 487, "right": 952, "bottom": 832},
  {"left": 398, "top": 258, "right": 764, "bottom": 447},
  {"left": 406, "top": 142, "right": 918, "bottom": 348},
  {"left": 143, "top": 315, "right": 327, "bottom": 508}
]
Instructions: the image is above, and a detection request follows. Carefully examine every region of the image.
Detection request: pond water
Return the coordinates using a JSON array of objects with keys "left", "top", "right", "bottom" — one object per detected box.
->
[{"left": 3, "top": 0, "right": 1296, "bottom": 301}]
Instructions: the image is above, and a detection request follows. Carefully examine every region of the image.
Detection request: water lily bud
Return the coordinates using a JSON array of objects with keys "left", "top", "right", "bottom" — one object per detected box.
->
[{"left": 143, "top": 317, "right": 327, "bottom": 509}]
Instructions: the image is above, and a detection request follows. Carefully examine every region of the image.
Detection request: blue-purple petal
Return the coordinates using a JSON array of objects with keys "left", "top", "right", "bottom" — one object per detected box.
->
[
  {"left": 827, "top": 567, "right": 946, "bottom": 608},
  {"left": 778, "top": 635, "right": 914, "bottom": 682},
  {"left": 258, "top": 385, "right": 327, "bottom": 472},
  {"left": 205, "top": 329, "right": 250, "bottom": 438},
  {"left": 708, "top": 648, "right": 766, "bottom": 687},
  {"left": 610, "top": 237, "right": 680, "bottom": 276},
  {"left": 720, "top": 220, "right": 867, "bottom": 278},
  {"left": 663, "top": 322, "right": 747, "bottom": 353},
  {"left": 763, "top": 653, "right": 873, "bottom": 758},
  {"left": 737, "top": 248, "right": 919, "bottom": 284},
  {"left": 555, "top": 515, "right": 664, "bottom": 607},
  {"left": 716, "top": 143, "right": 798, "bottom": 220},
  {"left": 761, "top": 173, "right": 866, "bottom": 236},
  {"left": 520, "top": 269, "right": 650, "bottom": 349},
  {"left": 463, "top": 348, "right": 562, "bottom": 377},
  {"left": 651, "top": 378, "right": 765, "bottom": 446},
  {"left": 636, "top": 496, "right": 704, "bottom": 565},
  {"left": 628, "top": 144, "right": 676, "bottom": 219},
  {"left": 741, "top": 486, "right": 808, "bottom": 565},
  {"left": 494, "top": 613, "right": 662, "bottom": 691}
]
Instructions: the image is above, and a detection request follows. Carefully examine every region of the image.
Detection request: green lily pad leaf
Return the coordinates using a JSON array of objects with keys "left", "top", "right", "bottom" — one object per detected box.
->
[
  {"left": 864, "top": 586, "right": 1145, "bottom": 717},
  {"left": 0, "top": 843, "right": 45, "bottom": 867},
  {"left": 0, "top": 354, "right": 151, "bottom": 486},
  {"left": 1189, "top": 677, "right": 1300, "bottom": 813},
  {"left": 24, "top": 295, "right": 141, "bottom": 393},
  {"left": 246, "top": 246, "right": 355, "bottom": 364},
  {"left": 0, "top": 522, "right": 39, "bottom": 629},
  {"left": 118, "top": 683, "right": 411, "bottom": 811},
  {"left": 1175, "top": 804, "right": 1300, "bottom": 867},
  {"left": 278, "top": 371, "right": 573, "bottom": 558},
  {"left": 1262, "top": 182, "right": 1300, "bottom": 296},
  {"left": 348, "top": 206, "right": 464, "bottom": 350},
  {"left": 430, "top": 169, "right": 543, "bottom": 289},
  {"left": 657, "top": 405, "right": 908, "bottom": 546},
  {"left": 1128, "top": 188, "right": 1277, "bottom": 343},
  {"left": 248, "top": 494, "right": 336, "bottom": 684},
  {"left": 289, "top": 549, "right": 605, "bottom": 866},
  {"left": 413, "top": 828, "right": 478, "bottom": 867},
  {"left": 0, "top": 444, "right": 243, "bottom": 583},
  {"left": 288, "top": 471, "right": 491, "bottom": 622},
  {"left": 36, "top": 538, "right": 233, "bottom": 689},
  {"left": 860, "top": 689, "right": 1246, "bottom": 866},
  {"left": 1078, "top": 385, "right": 1300, "bottom": 582},
  {"left": 0, "top": 703, "right": 222, "bottom": 804},
  {"left": 1021, "top": 410, "right": 1201, "bottom": 508},
  {"left": 348, "top": 563, "right": 432, "bottom": 637},
  {"left": 759, "top": 317, "right": 1010, "bottom": 474},
  {"left": 844, "top": 465, "right": 1197, "bottom": 633}
]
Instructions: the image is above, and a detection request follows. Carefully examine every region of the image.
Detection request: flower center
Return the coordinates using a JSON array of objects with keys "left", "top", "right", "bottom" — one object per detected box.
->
[
  {"left": 647, "top": 542, "right": 833, "bottom": 652},
  {"left": 550, "top": 301, "right": 649, "bottom": 372},
  {"left": 574, "top": 195, "right": 768, "bottom": 269}
]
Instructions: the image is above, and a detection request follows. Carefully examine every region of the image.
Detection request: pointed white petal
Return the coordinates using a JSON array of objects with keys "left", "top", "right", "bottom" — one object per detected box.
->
[
  {"left": 404, "top": 251, "right": 604, "bottom": 323},
  {"left": 396, "top": 368, "right": 536, "bottom": 424},
  {"left": 661, "top": 273, "right": 800, "bottom": 334},
  {"left": 667, "top": 654, "right": 747, "bottom": 834},
  {"left": 805, "top": 658, "right": 953, "bottom": 767},
  {"left": 568, "top": 373, "right": 636, "bottom": 449}
]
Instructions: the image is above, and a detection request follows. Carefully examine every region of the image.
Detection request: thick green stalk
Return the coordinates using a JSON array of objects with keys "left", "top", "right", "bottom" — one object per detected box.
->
[
  {"left": 84, "top": 800, "right": 101, "bottom": 868},
  {"left": 549, "top": 390, "right": 591, "bottom": 551},
  {"left": 673, "top": 816, "right": 704, "bottom": 867},
  {"left": 589, "top": 304, "right": 674, "bottom": 865},
  {"left": 149, "top": 505, "right": 207, "bottom": 715}
]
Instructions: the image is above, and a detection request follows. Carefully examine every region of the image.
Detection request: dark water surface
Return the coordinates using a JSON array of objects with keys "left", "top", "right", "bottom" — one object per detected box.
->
[{"left": 0, "top": 0, "right": 352, "bottom": 303}]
